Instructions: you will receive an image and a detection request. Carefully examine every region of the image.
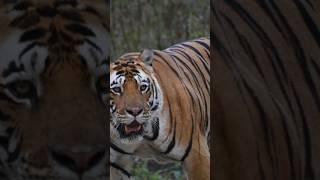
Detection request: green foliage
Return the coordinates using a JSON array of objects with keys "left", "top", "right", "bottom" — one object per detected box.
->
[
  {"left": 111, "top": 0, "right": 210, "bottom": 59},
  {"left": 132, "top": 160, "right": 185, "bottom": 180}
]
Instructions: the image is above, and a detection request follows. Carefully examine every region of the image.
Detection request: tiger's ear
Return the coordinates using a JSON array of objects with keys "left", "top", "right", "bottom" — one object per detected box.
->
[{"left": 140, "top": 49, "right": 154, "bottom": 66}]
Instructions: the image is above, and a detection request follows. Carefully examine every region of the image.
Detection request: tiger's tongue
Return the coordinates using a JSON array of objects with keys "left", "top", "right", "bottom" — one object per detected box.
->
[{"left": 124, "top": 121, "right": 141, "bottom": 134}]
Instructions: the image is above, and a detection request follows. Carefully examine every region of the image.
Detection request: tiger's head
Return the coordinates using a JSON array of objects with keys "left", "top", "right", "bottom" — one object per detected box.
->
[
  {"left": 0, "top": 0, "right": 109, "bottom": 179},
  {"left": 110, "top": 49, "right": 162, "bottom": 144}
]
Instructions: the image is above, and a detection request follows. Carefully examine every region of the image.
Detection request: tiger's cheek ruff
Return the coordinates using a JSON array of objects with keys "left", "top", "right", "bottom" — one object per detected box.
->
[
  {"left": 141, "top": 72, "right": 163, "bottom": 141},
  {"left": 0, "top": 112, "right": 56, "bottom": 179},
  {"left": 0, "top": 111, "right": 23, "bottom": 175}
]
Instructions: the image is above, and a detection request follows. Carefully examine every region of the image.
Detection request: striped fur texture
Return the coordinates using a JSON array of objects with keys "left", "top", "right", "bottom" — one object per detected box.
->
[
  {"left": 110, "top": 37, "right": 210, "bottom": 180},
  {"left": 214, "top": 1, "right": 320, "bottom": 180},
  {"left": 0, "top": 0, "right": 109, "bottom": 179}
]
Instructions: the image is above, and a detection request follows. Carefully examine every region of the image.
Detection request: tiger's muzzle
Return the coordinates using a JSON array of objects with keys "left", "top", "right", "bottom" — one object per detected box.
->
[{"left": 113, "top": 107, "right": 152, "bottom": 141}]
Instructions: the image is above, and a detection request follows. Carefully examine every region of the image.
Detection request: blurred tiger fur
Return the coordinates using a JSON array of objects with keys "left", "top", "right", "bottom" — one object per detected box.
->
[
  {"left": 213, "top": 1, "right": 320, "bottom": 180},
  {"left": 0, "top": 0, "right": 109, "bottom": 179}
]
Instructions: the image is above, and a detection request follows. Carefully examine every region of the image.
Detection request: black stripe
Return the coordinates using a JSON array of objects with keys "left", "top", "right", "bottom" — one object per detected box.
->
[
  {"left": 19, "top": 42, "right": 38, "bottom": 59},
  {"left": 2, "top": 61, "right": 25, "bottom": 78},
  {"left": 10, "top": 15, "right": 38, "bottom": 29},
  {"left": 110, "top": 162, "right": 131, "bottom": 177},
  {"left": 110, "top": 143, "right": 132, "bottom": 155},
  {"left": 0, "top": 93, "right": 18, "bottom": 105},
  {"left": 257, "top": 144, "right": 267, "bottom": 180},
  {"left": 85, "top": 39, "right": 103, "bottom": 54},
  {"left": 53, "top": 0, "right": 77, "bottom": 7},
  {"left": 293, "top": 0, "right": 320, "bottom": 47},
  {"left": 13, "top": 1, "right": 32, "bottom": 10},
  {"left": 151, "top": 79, "right": 158, "bottom": 99},
  {"left": 194, "top": 39, "right": 210, "bottom": 51},
  {"left": 37, "top": 6, "right": 57, "bottom": 17},
  {"left": 0, "top": 111, "right": 10, "bottom": 121},
  {"left": 154, "top": 52, "right": 181, "bottom": 78},
  {"left": 65, "top": 23, "right": 96, "bottom": 37},
  {"left": 60, "top": 10, "right": 84, "bottom": 22},
  {"left": 180, "top": 43, "right": 210, "bottom": 74},
  {"left": 271, "top": 97, "right": 296, "bottom": 180},
  {"left": 163, "top": 121, "right": 176, "bottom": 154},
  {"left": 150, "top": 104, "right": 158, "bottom": 111},
  {"left": 292, "top": 83, "right": 314, "bottom": 179},
  {"left": 181, "top": 112, "right": 194, "bottom": 161},
  {"left": 0, "top": 136, "right": 9, "bottom": 151},
  {"left": 84, "top": 5, "right": 102, "bottom": 18},
  {"left": 144, "top": 118, "right": 159, "bottom": 141},
  {"left": 19, "top": 28, "right": 47, "bottom": 42}
]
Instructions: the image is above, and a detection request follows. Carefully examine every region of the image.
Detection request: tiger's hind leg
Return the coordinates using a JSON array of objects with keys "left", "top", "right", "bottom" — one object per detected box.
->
[{"left": 182, "top": 134, "right": 210, "bottom": 180}]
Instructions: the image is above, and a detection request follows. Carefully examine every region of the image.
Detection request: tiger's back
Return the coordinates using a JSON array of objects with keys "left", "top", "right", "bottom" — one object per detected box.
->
[{"left": 155, "top": 37, "right": 210, "bottom": 137}]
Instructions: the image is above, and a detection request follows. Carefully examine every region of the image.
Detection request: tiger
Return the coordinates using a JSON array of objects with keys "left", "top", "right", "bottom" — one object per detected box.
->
[
  {"left": 0, "top": 0, "right": 109, "bottom": 179},
  {"left": 110, "top": 37, "right": 210, "bottom": 180},
  {"left": 213, "top": 1, "right": 320, "bottom": 180}
]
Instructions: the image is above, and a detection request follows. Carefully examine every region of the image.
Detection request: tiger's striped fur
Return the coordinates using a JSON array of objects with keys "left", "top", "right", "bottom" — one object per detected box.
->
[
  {"left": 214, "top": 1, "right": 320, "bottom": 180},
  {"left": 110, "top": 37, "right": 210, "bottom": 179}
]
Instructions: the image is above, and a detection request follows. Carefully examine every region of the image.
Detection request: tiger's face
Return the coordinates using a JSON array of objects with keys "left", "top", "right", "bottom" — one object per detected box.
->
[
  {"left": 0, "top": 59, "right": 109, "bottom": 180},
  {"left": 0, "top": 0, "right": 109, "bottom": 179},
  {"left": 110, "top": 50, "right": 162, "bottom": 144}
]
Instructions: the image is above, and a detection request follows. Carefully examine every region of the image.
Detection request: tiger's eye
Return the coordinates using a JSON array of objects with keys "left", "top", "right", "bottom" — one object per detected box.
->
[
  {"left": 15, "top": 81, "right": 31, "bottom": 93},
  {"left": 140, "top": 84, "right": 147, "bottom": 91},
  {"left": 112, "top": 87, "right": 121, "bottom": 93},
  {"left": 8, "top": 80, "right": 36, "bottom": 98}
]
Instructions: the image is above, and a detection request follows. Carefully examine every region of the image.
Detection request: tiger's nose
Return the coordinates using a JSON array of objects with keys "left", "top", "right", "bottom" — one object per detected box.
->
[
  {"left": 50, "top": 148, "right": 105, "bottom": 174},
  {"left": 126, "top": 107, "right": 143, "bottom": 117}
]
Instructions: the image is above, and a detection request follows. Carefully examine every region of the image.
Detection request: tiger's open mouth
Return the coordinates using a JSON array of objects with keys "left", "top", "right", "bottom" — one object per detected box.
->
[
  {"left": 124, "top": 120, "right": 142, "bottom": 134},
  {"left": 117, "top": 120, "right": 144, "bottom": 138}
]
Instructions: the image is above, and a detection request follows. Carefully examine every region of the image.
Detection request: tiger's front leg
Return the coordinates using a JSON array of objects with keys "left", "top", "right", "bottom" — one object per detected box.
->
[
  {"left": 182, "top": 134, "right": 210, "bottom": 180},
  {"left": 110, "top": 161, "right": 133, "bottom": 180},
  {"left": 110, "top": 148, "right": 134, "bottom": 180}
]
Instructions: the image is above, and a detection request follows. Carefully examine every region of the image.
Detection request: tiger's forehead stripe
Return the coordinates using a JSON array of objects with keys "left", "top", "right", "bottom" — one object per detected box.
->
[
  {"left": 110, "top": 72, "right": 124, "bottom": 86},
  {"left": 0, "top": 0, "right": 109, "bottom": 82},
  {"left": 111, "top": 57, "right": 146, "bottom": 79},
  {"left": 110, "top": 58, "right": 151, "bottom": 91}
]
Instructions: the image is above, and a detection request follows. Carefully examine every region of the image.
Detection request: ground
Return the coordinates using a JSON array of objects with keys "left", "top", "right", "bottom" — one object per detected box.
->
[{"left": 132, "top": 159, "right": 185, "bottom": 180}]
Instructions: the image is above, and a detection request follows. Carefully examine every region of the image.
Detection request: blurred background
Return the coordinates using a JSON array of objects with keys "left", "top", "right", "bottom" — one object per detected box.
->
[
  {"left": 111, "top": 0, "right": 209, "bottom": 179},
  {"left": 111, "top": 0, "right": 210, "bottom": 59}
]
